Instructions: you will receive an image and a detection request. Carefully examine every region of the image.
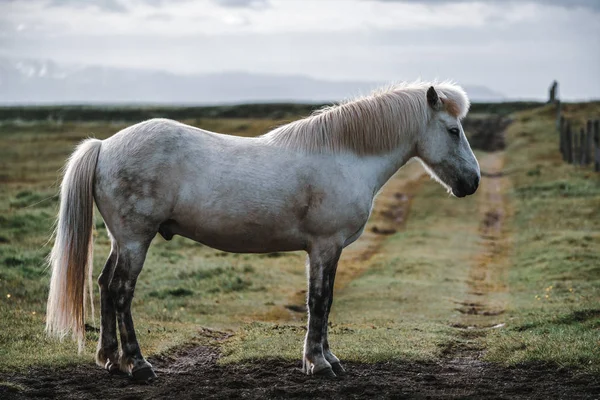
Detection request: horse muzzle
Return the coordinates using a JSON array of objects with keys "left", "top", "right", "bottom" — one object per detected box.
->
[{"left": 452, "top": 175, "right": 480, "bottom": 198}]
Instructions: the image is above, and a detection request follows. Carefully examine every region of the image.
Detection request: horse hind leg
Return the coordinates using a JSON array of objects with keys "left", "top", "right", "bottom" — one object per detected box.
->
[
  {"left": 321, "top": 258, "right": 345, "bottom": 376},
  {"left": 95, "top": 240, "right": 122, "bottom": 375},
  {"left": 302, "top": 243, "right": 342, "bottom": 379},
  {"left": 108, "top": 237, "right": 155, "bottom": 382}
]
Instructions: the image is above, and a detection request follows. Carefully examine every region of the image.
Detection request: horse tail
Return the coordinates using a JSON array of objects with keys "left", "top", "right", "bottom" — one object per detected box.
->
[{"left": 46, "top": 138, "right": 102, "bottom": 352}]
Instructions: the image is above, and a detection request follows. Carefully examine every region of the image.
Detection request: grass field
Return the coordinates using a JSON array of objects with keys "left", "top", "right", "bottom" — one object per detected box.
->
[
  {"left": 0, "top": 103, "right": 599, "bottom": 376},
  {"left": 484, "top": 103, "right": 600, "bottom": 368}
]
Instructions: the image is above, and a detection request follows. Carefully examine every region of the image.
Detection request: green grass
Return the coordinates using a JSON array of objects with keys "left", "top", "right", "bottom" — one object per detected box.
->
[
  {"left": 483, "top": 102, "right": 600, "bottom": 371},
  {"left": 0, "top": 118, "right": 308, "bottom": 370},
  {"left": 1, "top": 102, "right": 599, "bottom": 373},
  {"left": 0, "top": 115, "right": 483, "bottom": 370}
]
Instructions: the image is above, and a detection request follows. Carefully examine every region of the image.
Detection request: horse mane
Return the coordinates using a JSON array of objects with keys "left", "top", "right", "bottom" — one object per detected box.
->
[{"left": 262, "top": 81, "right": 470, "bottom": 156}]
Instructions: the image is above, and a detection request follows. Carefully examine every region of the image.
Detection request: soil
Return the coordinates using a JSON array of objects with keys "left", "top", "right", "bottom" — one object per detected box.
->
[{"left": 2, "top": 343, "right": 599, "bottom": 399}]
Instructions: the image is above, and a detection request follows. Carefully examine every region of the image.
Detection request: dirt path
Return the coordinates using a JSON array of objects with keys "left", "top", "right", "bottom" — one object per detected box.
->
[
  {"left": 452, "top": 152, "right": 511, "bottom": 324},
  {"left": 442, "top": 150, "right": 512, "bottom": 365}
]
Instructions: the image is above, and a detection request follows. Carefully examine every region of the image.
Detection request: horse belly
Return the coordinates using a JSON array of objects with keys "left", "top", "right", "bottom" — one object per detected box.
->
[{"left": 164, "top": 210, "right": 306, "bottom": 253}]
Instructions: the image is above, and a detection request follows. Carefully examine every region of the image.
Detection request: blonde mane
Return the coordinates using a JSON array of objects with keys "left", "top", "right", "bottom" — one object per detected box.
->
[{"left": 263, "top": 81, "right": 470, "bottom": 156}]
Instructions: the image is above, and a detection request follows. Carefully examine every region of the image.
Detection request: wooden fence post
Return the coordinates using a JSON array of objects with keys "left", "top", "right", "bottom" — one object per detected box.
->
[
  {"left": 579, "top": 128, "right": 586, "bottom": 165},
  {"left": 549, "top": 80, "right": 558, "bottom": 103},
  {"left": 573, "top": 127, "right": 580, "bottom": 165},
  {"left": 566, "top": 121, "right": 573, "bottom": 164},
  {"left": 556, "top": 100, "right": 562, "bottom": 131},
  {"left": 584, "top": 120, "right": 593, "bottom": 165},
  {"left": 594, "top": 120, "right": 600, "bottom": 172},
  {"left": 559, "top": 116, "right": 566, "bottom": 159}
]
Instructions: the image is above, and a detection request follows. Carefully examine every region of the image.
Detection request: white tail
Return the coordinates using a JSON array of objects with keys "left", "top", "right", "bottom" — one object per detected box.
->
[{"left": 46, "top": 138, "right": 102, "bottom": 352}]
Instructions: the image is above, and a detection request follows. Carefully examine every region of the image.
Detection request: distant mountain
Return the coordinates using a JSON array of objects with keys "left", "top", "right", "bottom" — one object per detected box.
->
[{"left": 0, "top": 57, "right": 505, "bottom": 105}]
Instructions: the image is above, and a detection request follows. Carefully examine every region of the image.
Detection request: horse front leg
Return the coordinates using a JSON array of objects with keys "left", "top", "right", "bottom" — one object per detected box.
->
[
  {"left": 321, "top": 259, "right": 345, "bottom": 376},
  {"left": 302, "top": 244, "right": 342, "bottom": 378},
  {"left": 96, "top": 248, "right": 121, "bottom": 374},
  {"left": 109, "top": 240, "right": 155, "bottom": 382}
]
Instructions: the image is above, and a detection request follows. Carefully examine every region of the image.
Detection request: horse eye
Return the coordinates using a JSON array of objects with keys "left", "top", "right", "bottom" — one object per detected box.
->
[{"left": 448, "top": 127, "right": 460, "bottom": 136}]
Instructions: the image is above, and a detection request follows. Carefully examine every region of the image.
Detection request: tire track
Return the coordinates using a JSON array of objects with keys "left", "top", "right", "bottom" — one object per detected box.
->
[{"left": 446, "top": 151, "right": 512, "bottom": 357}]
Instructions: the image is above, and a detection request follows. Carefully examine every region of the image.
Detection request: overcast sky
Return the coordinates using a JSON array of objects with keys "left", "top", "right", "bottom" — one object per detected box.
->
[{"left": 1, "top": 0, "right": 598, "bottom": 100}]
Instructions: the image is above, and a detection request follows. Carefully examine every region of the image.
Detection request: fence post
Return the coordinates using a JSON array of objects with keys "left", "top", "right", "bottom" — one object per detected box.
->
[
  {"left": 549, "top": 80, "right": 558, "bottom": 103},
  {"left": 573, "top": 127, "right": 580, "bottom": 165},
  {"left": 579, "top": 128, "right": 586, "bottom": 165},
  {"left": 584, "top": 120, "right": 593, "bottom": 165},
  {"left": 556, "top": 100, "right": 562, "bottom": 131},
  {"left": 594, "top": 120, "right": 600, "bottom": 172},
  {"left": 559, "top": 116, "right": 566, "bottom": 159},
  {"left": 566, "top": 121, "right": 573, "bottom": 164}
]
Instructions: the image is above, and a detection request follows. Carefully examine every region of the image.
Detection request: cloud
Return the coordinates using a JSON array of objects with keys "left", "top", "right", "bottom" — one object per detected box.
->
[
  {"left": 371, "top": 0, "right": 600, "bottom": 11},
  {"left": 212, "top": 0, "right": 270, "bottom": 8},
  {"left": 44, "top": 0, "right": 272, "bottom": 12},
  {"left": 1, "top": 0, "right": 598, "bottom": 99},
  {"left": 144, "top": 12, "right": 173, "bottom": 21},
  {"left": 46, "top": 0, "right": 129, "bottom": 13}
]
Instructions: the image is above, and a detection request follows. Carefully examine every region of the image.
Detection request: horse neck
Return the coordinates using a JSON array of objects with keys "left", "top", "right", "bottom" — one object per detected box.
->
[
  {"left": 263, "top": 90, "right": 424, "bottom": 191},
  {"left": 338, "top": 99, "right": 420, "bottom": 193},
  {"left": 353, "top": 138, "right": 418, "bottom": 195},
  {"left": 321, "top": 92, "right": 424, "bottom": 192}
]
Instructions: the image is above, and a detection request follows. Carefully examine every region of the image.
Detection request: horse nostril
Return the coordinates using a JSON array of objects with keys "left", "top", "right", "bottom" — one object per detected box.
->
[{"left": 474, "top": 175, "right": 480, "bottom": 188}]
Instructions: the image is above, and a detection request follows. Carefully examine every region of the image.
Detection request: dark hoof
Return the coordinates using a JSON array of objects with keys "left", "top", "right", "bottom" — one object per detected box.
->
[
  {"left": 131, "top": 367, "right": 157, "bottom": 383},
  {"left": 105, "top": 362, "right": 128, "bottom": 377},
  {"left": 314, "top": 367, "right": 337, "bottom": 379},
  {"left": 331, "top": 362, "right": 346, "bottom": 376}
]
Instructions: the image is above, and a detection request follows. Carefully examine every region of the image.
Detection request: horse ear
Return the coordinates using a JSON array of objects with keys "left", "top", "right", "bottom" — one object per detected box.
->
[{"left": 427, "top": 86, "right": 441, "bottom": 110}]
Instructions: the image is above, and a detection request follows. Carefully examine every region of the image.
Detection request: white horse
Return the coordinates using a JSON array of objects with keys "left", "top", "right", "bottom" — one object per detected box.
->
[{"left": 46, "top": 82, "right": 480, "bottom": 381}]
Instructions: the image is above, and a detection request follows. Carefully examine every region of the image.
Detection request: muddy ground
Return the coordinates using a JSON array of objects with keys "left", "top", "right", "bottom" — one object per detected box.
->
[{"left": 1, "top": 342, "right": 599, "bottom": 399}]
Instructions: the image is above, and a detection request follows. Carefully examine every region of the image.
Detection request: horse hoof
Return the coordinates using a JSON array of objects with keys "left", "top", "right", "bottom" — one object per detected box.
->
[
  {"left": 131, "top": 367, "right": 157, "bottom": 383},
  {"left": 331, "top": 362, "right": 346, "bottom": 376},
  {"left": 314, "top": 367, "right": 337, "bottom": 379}
]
